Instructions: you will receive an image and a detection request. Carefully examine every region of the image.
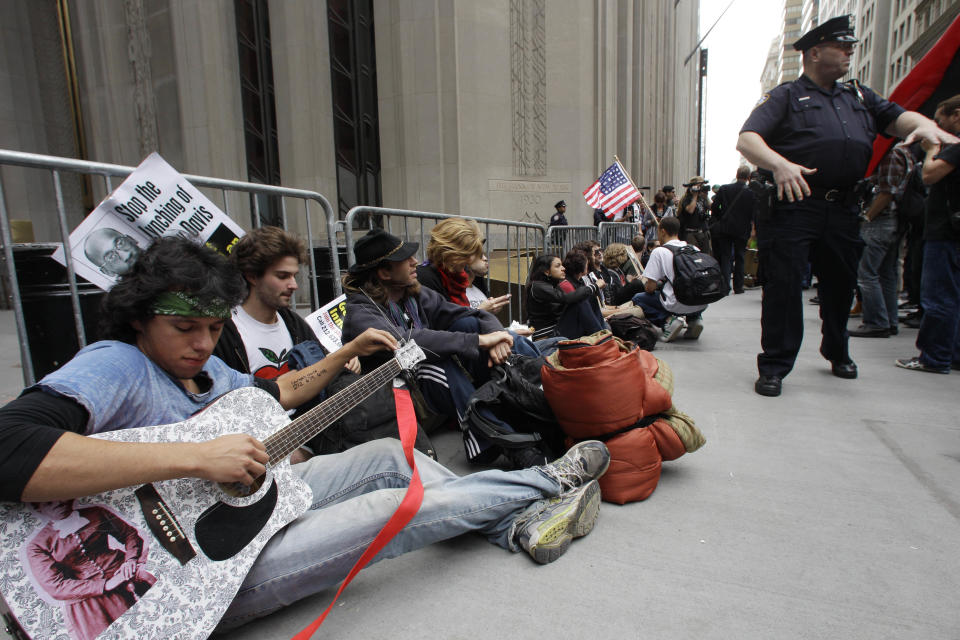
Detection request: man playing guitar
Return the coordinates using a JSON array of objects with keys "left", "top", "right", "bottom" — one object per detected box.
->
[{"left": 0, "top": 237, "right": 609, "bottom": 636}]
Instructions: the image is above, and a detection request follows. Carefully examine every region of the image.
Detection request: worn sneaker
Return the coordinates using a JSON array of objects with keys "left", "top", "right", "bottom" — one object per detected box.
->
[
  {"left": 895, "top": 357, "right": 950, "bottom": 374},
  {"left": 540, "top": 440, "right": 611, "bottom": 492},
  {"left": 682, "top": 317, "right": 704, "bottom": 340},
  {"left": 513, "top": 480, "right": 601, "bottom": 564},
  {"left": 659, "top": 315, "right": 687, "bottom": 342}
]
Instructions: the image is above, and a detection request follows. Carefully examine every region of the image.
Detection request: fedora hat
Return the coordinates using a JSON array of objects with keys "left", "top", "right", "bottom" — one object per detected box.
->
[{"left": 348, "top": 228, "right": 419, "bottom": 274}]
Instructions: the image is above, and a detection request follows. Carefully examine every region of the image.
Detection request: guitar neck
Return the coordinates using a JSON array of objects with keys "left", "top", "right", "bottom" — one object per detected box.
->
[{"left": 263, "top": 357, "right": 403, "bottom": 462}]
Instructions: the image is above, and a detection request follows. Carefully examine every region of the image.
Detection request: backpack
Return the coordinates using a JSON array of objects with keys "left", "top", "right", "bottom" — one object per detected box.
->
[
  {"left": 663, "top": 243, "right": 728, "bottom": 306},
  {"left": 607, "top": 312, "right": 658, "bottom": 351},
  {"left": 462, "top": 354, "right": 566, "bottom": 456}
]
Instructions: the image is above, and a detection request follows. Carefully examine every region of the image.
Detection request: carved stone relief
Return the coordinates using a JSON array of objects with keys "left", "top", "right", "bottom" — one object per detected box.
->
[
  {"left": 124, "top": 0, "right": 158, "bottom": 157},
  {"left": 509, "top": 0, "right": 546, "bottom": 177}
]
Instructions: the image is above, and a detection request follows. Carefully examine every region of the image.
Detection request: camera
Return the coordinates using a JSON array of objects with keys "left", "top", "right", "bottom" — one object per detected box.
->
[{"left": 690, "top": 186, "right": 700, "bottom": 192}]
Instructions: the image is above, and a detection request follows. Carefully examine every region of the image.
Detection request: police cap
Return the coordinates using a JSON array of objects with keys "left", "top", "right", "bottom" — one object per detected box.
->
[
  {"left": 793, "top": 15, "right": 858, "bottom": 52},
  {"left": 555, "top": 200, "right": 566, "bottom": 209}
]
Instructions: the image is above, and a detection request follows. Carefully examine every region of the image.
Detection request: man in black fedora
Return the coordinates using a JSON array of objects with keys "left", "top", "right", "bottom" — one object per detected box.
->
[
  {"left": 341, "top": 228, "right": 550, "bottom": 469},
  {"left": 550, "top": 200, "right": 569, "bottom": 226},
  {"left": 736, "top": 14, "right": 958, "bottom": 397}
]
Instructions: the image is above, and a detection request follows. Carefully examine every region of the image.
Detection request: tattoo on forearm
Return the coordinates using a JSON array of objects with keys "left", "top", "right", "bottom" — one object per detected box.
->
[{"left": 291, "top": 368, "right": 326, "bottom": 391}]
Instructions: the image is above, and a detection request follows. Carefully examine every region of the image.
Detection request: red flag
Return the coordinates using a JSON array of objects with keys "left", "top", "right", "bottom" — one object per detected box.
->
[{"left": 866, "top": 14, "right": 960, "bottom": 175}]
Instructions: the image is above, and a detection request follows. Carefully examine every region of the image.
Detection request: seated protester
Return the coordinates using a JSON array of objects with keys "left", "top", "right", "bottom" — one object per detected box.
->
[
  {"left": 0, "top": 237, "right": 612, "bottom": 635},
  {"left": 623, "top": 235, "right": 646, "bottom": 280},
  {"left": 525, "top": 254, "right": 605, "bottom": 340},
  {"left": 631, "top": 216, "right": 707, "bottom": 342},
  {"left": 417, "top": 218, "right": 511, "bottom": 315},
  {"left": 600, "top": 243, "right": 646, "bottom": 306},
  {"left": 464, "top": 253, "right": 509, "bottom": 313},
  {"left": 416, "top": 217, "right": 536, "bottom": 356},
  {"left": 572, "top": 240, "right": 605, "bottom": 281},
  {"left": 213, "top": 227, "right": 358, "bottom": 462},
  {"left": 558, "top": 250, "right": 609, "bottom": 332},
  {"left": 341, "top": 229, "right": 547, "bottom": 469}
]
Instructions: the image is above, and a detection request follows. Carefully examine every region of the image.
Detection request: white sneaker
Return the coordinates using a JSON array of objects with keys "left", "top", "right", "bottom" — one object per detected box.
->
[
  {"left": 683, "top": 317, "right": 704, "bottom": 340},
  {"left": 659, "top": 315, "right": 687, "bottom": 342}
]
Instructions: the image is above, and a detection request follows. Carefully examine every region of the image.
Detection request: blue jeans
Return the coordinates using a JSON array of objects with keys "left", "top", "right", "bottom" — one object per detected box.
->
[
  {"left": 221, "top": 439, "right": 560, "bottom": 628},
  {"left": 916, "top": 240, "right": 960, "bottom": 369},
  {"left": 857, "top": 217, "right": 901, "bottom": 330},
  {"left": 631, "top": 292, "right": 702, "bottom": 328}
]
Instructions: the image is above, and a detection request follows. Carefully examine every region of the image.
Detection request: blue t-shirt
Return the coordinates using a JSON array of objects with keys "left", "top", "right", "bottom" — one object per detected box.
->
[{"left": 34, "top": 341, "right": 254, "bottom": 434}]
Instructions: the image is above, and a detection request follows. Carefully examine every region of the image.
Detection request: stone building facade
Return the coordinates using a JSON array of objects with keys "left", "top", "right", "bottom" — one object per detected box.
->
[{"left": 1, "top": 0, "right": 702, "bottom": 241}]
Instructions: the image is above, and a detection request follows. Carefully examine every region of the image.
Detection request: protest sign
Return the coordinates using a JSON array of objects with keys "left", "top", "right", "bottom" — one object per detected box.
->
[
  {"left": 305, "top": 294, "right": 347, "bottom": 353},
  {"left": 52, "top": 152, "right": 245, "bottom": 290}
]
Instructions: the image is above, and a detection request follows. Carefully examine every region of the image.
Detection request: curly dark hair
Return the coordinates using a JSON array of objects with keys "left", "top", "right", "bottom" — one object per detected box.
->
[
  {"left": 99, "top": 237, "right": 246, "bottom": 343},
  {"left": 562, "top": 250, "right": 588, "bottom": 279},
  {"left": 230, "top": 226, "right": 307, "bottom": 280}
]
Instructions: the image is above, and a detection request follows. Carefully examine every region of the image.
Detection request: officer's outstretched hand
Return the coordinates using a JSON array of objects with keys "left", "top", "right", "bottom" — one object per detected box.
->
[
  {"left": 905, "top": 121, "right": 959, "bottom": 148},
  {"left": 773, "top": 161, "right": 817, "bottom": 203}
]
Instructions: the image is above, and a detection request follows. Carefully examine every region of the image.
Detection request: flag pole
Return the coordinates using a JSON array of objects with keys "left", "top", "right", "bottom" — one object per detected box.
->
[{"left": 613, "top": 155, "right": 654, "bottom": 224}]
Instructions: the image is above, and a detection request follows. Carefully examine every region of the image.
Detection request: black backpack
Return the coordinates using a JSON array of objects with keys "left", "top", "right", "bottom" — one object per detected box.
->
[
  {"left": 663, "top": 243, "right": 729, "bottom": 306},
  {"left": 462, "top": 355, "right": 565, "bottom": 457}
]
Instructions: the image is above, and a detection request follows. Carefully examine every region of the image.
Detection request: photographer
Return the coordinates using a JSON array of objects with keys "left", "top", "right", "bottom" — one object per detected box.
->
[{"left": 678, "top": 176, "right": 712, "bottom": 255}]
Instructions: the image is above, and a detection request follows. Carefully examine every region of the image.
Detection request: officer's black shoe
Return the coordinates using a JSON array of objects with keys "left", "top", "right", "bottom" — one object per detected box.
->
[
  {"left": 754, "top": 375, "right": 782, "bottom": 397},
  {"left": 831, "top": 360, "right": 858, "bottom": 379}
]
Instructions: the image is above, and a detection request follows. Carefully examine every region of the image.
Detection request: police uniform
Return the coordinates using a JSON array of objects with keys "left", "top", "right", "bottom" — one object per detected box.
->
[
  {"left": 741, "top": 16, "right": 904, "bottom": 381},
  {"left": 550, "top": 200, "right": 569, "bottom": 226}
]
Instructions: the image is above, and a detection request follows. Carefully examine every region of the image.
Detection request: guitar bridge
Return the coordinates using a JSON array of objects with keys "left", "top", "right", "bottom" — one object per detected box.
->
[{"left": 136, "top": 484, "right": 197, "bottom": 565}]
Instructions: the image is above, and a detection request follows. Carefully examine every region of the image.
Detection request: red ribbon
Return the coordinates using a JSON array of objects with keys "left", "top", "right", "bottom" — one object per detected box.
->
[{"left": 291, "top": 386, "right": 424, "bottom": 639}]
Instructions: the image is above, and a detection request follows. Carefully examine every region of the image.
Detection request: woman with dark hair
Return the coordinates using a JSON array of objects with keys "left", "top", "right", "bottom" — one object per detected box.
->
[{"left": 526, "top": 253, "right": 606, "bottom": 339}]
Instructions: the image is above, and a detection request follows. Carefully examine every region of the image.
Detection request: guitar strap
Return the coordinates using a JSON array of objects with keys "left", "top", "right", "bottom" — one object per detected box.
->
[{"left": 292, "top": 384, "right": 424, "bottom": 639}]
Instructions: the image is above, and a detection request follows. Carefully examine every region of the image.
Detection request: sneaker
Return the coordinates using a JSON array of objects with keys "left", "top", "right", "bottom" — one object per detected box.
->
[
  {"left": 659, "top": 315, "right": 687, "bottom": 342},
  {"left": 540, "top": 440, "right": 611, "bottom": 492},
  {"left": 513, "top": 480, "right": 601, "bottom": 564},
  {"left": 682, "top": 317, "right": 704, "bottom": 340},
  {"left": 503, "top": 445, "right": 549, "bottom": 469},
  {"left": 894, "top": 357, "right": 950, "bottom": 374}
]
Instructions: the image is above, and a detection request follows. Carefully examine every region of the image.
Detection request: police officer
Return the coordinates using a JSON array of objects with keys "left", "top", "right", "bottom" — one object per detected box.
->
[
  {"left": 550, "top": 200, "right": 569, "bottom": 226},
  {"left": 736, "top": 15, "right": 957, "bottom": 397}
]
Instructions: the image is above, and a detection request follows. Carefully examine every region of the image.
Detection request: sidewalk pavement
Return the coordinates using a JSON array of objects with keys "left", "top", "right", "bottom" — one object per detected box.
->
[{"left": 2, "top": 288, "right": 958, "bottom": 639}]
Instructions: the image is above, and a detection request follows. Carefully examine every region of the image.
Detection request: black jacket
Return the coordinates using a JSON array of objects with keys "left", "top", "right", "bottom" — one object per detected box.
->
[
  {"left": 213, "top": 306, "right": 320, "bottom": 373},
  {"left": 526, "top": 278, "right": 600, "bottom": 330},
  {"left": 342, "top": 285, "right": 503, "bottom": 370},
  {"left": 709, "top": 181, "right": 755, "bottom": 240}
]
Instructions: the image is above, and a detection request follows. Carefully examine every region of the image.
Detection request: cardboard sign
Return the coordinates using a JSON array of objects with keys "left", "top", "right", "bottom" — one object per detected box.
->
[
  {"left": 52, "top": 153, "right": 245, "bottom": 290},
  {"left": 305, "top": 294, "right": 347, "bottom": 353}
]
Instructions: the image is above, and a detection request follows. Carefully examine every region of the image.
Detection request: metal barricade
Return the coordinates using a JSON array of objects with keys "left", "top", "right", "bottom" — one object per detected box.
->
[
  {"left": 344, "top": 207, "right": 547, "bottom": 324},
  {"left": 545, "top": 225, "right": 598, "bottom": 260},
  {"left": 0, "top": 148, "right": 339, "bottom": 386},
  {"left": 598, "top": 221, "right": 641, "bottom": 248}
]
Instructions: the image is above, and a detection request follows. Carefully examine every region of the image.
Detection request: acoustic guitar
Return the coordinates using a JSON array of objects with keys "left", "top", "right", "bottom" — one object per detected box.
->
[{"left": 0, "top": 340, "right": 425, "bottom": 639}]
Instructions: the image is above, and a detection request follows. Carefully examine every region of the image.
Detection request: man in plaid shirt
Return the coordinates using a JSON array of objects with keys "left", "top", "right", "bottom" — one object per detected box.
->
[{"left": 850, "top": 142, "right": 923, "bottom": 337}]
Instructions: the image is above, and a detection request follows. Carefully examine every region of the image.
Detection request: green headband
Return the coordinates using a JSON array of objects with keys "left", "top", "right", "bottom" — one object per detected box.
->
[{"left": 150, "top": 291, "right": 230, "bottom": 319}]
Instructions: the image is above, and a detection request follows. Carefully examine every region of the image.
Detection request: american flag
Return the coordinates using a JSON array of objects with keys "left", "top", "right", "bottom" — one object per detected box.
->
[{"left": 582, "top": 161, "right": 641, "bottom": 214}]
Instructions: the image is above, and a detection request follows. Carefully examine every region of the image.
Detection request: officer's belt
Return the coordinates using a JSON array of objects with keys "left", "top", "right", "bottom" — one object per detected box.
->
[{"left": 807, "top": 185, "right": 855, "bottom": 205}]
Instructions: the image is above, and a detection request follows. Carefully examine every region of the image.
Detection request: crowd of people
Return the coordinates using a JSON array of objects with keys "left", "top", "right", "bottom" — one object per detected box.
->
[{"left": 1, "top": 13, "right": 959, "bottom": 638}]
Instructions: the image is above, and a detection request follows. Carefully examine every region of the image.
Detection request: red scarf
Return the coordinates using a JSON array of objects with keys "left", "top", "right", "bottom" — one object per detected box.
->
[{"left": 438, "top": 267, "right": 470, "bottom": 306}]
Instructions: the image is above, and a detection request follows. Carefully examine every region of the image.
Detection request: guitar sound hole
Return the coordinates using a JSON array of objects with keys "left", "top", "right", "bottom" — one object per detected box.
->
[{"left": 218, "top": 474, "right": 265, "bottom": 499}]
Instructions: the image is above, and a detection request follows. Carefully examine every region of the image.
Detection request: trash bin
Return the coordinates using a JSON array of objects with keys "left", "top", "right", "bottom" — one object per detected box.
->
[
  {"left": 311, "top": 245, "right": 349, "bottom": 306},
  {"left": 13, "top": 243, "right": 104, "bottom": 380}
]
